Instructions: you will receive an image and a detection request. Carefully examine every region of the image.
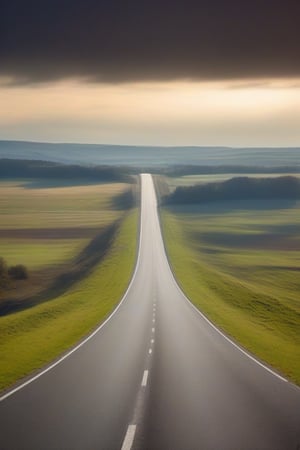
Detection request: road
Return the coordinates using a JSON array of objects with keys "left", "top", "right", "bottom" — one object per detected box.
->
[{"left": 0, "top": 173, "right": 299, "bottom": 450}]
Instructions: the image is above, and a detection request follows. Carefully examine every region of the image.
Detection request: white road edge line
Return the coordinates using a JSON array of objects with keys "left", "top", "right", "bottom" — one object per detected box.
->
[
  {"left": 0, "top": 179, "right": 144, "bottom": 403},
  {"left": 141, "top": 370, "right": 149, "bottom": 387},
  {"left": 168, "top": 257, "right": 288, "bottom": 383},
  {"left": 121, "top": 424, "right": 137, "bottom": 450}
]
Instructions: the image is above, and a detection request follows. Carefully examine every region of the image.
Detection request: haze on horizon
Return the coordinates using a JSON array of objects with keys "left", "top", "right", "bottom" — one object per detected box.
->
[{"left": 1, "top": 0, "right": 299, "bottom": 147}]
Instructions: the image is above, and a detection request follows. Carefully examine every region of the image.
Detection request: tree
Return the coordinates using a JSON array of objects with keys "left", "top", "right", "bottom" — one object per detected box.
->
[
  {"left": 0, "top": 257, "right": 9, "bottom": 288},
  {"left": 8, "top": 264, "right": 28, "bottom": 280}
]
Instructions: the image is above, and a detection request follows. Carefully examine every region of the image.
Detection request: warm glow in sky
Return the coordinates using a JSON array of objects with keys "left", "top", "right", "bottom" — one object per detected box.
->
[{"left": 1, "top": 78, "right": 300, "bottom": 146}]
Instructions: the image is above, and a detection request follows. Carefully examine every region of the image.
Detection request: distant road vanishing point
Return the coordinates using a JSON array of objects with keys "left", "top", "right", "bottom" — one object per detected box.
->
[{"left": 0, "top": 174, "right": 299, "bottom": 450}]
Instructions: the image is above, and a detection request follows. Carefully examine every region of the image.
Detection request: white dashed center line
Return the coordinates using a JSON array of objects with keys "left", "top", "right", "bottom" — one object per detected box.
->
[
  {"left": 121, "top": 424, "right": 136, "bottom": 450},
  {"left": 151, "top": 339, "right": 154, "bottom": 344},
  {"left": 152, "top": 327, "right": 155, "bottom": 333},
  {"left": 149, "top": 348, "right": 152, "bottom": 354},
  {"left": 141, "top": 370, "right": 149, "bottom": 387}
]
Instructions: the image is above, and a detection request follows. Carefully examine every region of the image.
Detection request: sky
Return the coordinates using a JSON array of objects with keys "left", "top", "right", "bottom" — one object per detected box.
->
[{"left": 1, "top": 0, "right": 300, "bottom": 146}]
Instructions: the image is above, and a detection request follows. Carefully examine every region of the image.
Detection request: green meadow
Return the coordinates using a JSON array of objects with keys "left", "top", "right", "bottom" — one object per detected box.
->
[
  {"left": 161, "top": 198, "right": 300, "bottom": 385},
  {"left": 0, "top": 178, "right": 138, "bottom": 391},
  {"left": 0, "top": 180, "right": 128, "bottom": 231},
  {"left": 0, "top": 240, "right": 88, "bottom": 270},
  {"left": 0, "top": 180, "right": 129, "bottom": 269},
  {"left": 0, "top": 210, "right": 138, "bottom": 391}
]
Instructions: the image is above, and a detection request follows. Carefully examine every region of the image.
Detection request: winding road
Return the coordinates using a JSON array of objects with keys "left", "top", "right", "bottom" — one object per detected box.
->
[{"left": 0, "top": 174, "right": 299, "bottom": 450}]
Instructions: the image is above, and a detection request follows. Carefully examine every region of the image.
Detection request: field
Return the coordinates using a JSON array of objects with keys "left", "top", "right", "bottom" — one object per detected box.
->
[
  {"left": 0, "top": 177, "right": 139, "bottom": 391},
  {"left": 0, "top": 179, "right": 128, "bottom": 228},
  {"left": 0, "top": 179, "right": 133, "bottom": 304},
  {"left": 161, "top": 197, "right": 300, "bottom": 384},
  {"left": 0, "top": 210, "right": 138, "bottom": 391}
]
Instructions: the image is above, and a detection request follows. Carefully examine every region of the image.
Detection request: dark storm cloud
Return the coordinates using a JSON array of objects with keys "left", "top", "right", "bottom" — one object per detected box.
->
[{"left": 1, "top": 0, "right": 299, "bottom": 83}]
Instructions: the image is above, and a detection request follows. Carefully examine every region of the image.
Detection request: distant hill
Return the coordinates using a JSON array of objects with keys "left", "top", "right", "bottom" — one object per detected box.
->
[
  {"left": 0, "top": 140, "right": 300, "bottom": 168},
  {"left": 166, "top": 176, "right": 300, "bottom": 205}
]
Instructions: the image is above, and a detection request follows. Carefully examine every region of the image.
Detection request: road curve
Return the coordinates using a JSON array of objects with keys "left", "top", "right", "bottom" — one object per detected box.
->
[{"left": 0, "top": 174, "right": 299, "bottom": 450}]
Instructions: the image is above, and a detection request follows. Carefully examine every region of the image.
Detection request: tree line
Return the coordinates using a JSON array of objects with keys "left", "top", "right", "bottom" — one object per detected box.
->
[
  {"left": 161, "top": 165, "right": 300, "bottom": 177},
  {"left": 165, "top": 176, "right": 300, "bottom": 205},
  {"left": 0, "top": 159, "right": 131, "bottom": 182}
]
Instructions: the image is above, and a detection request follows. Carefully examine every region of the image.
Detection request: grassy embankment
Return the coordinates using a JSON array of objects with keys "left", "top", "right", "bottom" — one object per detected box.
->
[
  {"left": 160, "top": 185, "right": 300, "bottom": 385},
  {"left": 0, "top": 179, "right": 138, "bottom": 392}
]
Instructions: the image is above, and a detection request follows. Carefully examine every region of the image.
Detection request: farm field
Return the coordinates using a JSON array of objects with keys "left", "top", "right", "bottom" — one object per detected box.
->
[
  {"left": 0, "top": 179, "right": 128, "bottom": 230},
  {"left": 0, "top": 179, "right": 133, "bottom": 301},
  {"left": 0, "top": 176, "right": 138, "bottom": 391},
  {"left": 160, "top": 197, "right": 300, "bottom": 384},
  {"left": 0, "top": 210, "right": 138, "bottom": 391}
]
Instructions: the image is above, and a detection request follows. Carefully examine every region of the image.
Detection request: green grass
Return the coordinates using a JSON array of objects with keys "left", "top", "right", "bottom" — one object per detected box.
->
[
  {"left": 0, "top": 180, "right": 127, "bottom": 229},
  {"left": 0, "top": 239, "right": 89, "bottom": 269},
  {"left": 161, "top": 202, "right": 300, "bottom": 385},
  {"left": 0, "top": 180, "right": 130, "bottom": 270},
  {"left": 0, "top": 210, "right": 138, "bottom": 392}
]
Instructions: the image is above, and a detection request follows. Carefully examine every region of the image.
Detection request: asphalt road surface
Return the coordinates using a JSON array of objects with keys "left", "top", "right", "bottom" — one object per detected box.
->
[{"left": 0, "top": 174, "right": 299, "bottom": 450}]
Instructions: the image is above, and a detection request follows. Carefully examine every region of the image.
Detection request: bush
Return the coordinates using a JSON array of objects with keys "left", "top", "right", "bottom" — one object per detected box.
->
[
  {"left": 8, "top": 264, "right": 29, "bottom": 280},
  {"left": 0, "top": 257, "right": 9, "bottom": 288}
]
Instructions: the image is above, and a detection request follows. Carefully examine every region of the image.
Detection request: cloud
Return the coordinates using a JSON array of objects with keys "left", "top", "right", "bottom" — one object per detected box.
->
[
  {"left": 1, "top": 0, "right": 300, "bottom": 83},
  {"left": 1, "top": 79, "right": 299, "bottom": 146}
]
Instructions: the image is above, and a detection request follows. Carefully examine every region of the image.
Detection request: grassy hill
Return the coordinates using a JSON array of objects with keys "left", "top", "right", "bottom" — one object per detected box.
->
[{"left": 1, "top": 140, "right": 300, "bottom": 167}]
